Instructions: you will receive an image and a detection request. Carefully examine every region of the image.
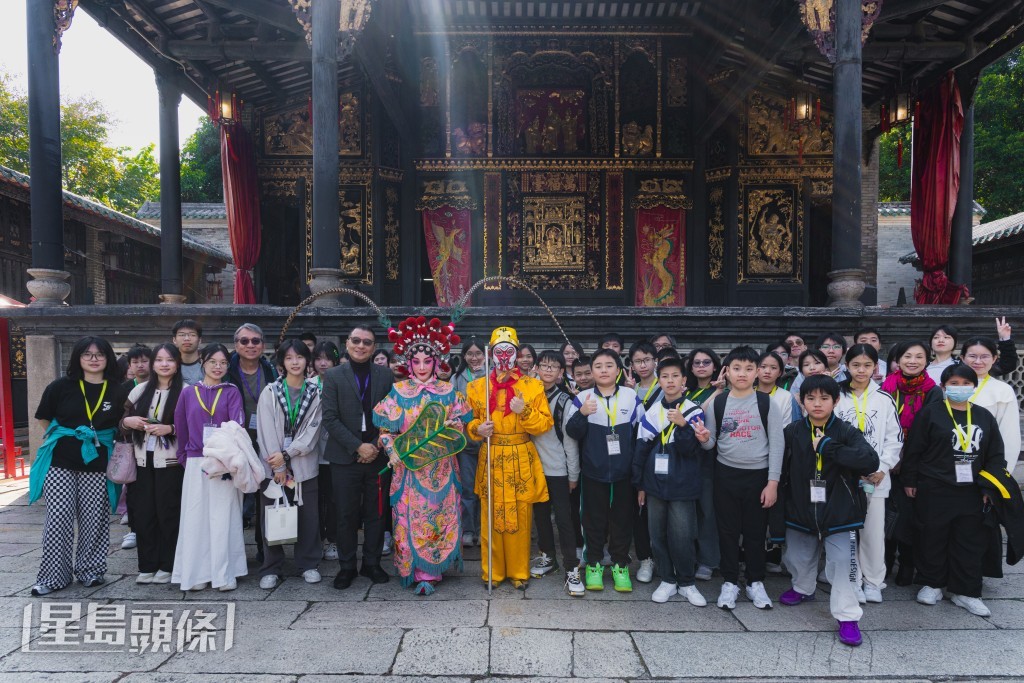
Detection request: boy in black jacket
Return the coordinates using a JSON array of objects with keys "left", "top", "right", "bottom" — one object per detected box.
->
[{"left": 779, "top": 375, "right": 879, "bottom": 648}]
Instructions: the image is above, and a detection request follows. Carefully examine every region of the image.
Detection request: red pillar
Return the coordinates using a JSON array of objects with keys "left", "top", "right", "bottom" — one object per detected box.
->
[{"left": 0, "top": 318, "right": 18, "bottom": 477}]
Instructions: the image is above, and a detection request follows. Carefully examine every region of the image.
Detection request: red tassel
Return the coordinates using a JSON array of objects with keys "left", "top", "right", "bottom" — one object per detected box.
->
[
  {"left": 897, "top": 137, "right": 903, "bottom": 168},
  {"left": 815, "top": 98, "right": 821, "bottom": 129},
  {"left": 880, "top": 103, "right": 888, "bottom": 133}
]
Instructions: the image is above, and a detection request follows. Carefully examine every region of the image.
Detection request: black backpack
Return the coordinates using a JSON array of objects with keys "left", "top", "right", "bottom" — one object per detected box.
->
[
  {"left": 550, "top": 389, "right": 572, "bottom": 445},
  {"left": 713, "top": 391, "right": 771, "bottom": 440}
]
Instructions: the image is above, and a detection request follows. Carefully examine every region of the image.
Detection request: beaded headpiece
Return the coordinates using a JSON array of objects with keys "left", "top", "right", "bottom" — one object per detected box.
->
[{"left": 388, "top": 316, "right": 460, "bottom": 378}]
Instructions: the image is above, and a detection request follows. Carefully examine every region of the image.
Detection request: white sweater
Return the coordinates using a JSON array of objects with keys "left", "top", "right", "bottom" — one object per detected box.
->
[
  {"left": 834, "top": 383, "right": 903, "bottom": 498},
  {"left": 970, "top": 375, "right": 1022, "bottom": 476}
]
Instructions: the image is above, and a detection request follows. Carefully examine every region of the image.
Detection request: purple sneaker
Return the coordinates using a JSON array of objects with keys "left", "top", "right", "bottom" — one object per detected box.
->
[
  {"left": 837, "top": 620, "right": 862, "bottom": 647},
  {"left": 779, "top": 588, "right": 815, "bottom": 606}
]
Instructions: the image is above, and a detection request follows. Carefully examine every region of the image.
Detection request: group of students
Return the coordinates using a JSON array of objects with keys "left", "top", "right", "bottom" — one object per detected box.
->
[{"left": 27, "top": 317, "right": 1023, "bottom": 648}]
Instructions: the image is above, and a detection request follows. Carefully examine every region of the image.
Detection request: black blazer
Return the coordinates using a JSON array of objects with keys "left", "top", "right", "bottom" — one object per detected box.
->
[{"left": 321, "top": 363, "right": 394, "bottom": 465}]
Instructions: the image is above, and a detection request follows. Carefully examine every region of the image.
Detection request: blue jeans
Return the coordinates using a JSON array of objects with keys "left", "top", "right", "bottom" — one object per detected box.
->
[
  {"left": 647, "top": 494, "right": 698, "bottom": 587},
  {"left": 457, "top": 448, "right": 480, "bottom": 536}
]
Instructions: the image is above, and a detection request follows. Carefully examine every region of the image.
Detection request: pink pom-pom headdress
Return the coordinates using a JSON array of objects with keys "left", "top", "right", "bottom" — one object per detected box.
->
[{"left": 387, "top": 316, "right": 461, "bottom": 378}]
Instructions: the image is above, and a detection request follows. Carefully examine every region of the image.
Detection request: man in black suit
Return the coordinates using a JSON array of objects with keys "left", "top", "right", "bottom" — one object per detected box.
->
[{"left": 321, "top": 324, "right": 396, "bottom": 588}]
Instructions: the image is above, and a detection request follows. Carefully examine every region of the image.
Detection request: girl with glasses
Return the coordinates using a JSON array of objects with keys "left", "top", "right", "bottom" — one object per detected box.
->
[
  {"left": 960, "top": 337, "right": 1021, "bottom": 476},
  {"left": 815, "top": 332, "right": 849, "bottom": 382}
]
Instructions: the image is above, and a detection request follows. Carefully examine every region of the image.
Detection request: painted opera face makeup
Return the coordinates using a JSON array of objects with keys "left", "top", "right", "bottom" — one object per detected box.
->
[
  {"left": 410, "top": 351, "right": 436, "bottom": 382},
  {"left": 492, "top": 342, "right": 518, "bottom": 374}
]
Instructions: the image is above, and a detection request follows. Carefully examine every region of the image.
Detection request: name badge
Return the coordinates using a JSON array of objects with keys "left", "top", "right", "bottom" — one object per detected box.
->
[
  {"left": 203, "top": 424, "right": 216, "bottom": 444},
  {"left": 810, "top": 480, "right": 826, "bottom": 503},
  {"left": 146, "top": 435, "right": 158, "bottom": 452},
  {"left": 606, "top": 434, "right": 621, "bottom": 455},
  {"left": 955, "top": 462, "right": 973, "bottom": 483},
  {"left": 248, "top": 413, "right": 258, "bottom": 430},
  {"left": 654, "top": 452, "right": 669, "bottom": 475},
  {"left": 283, "top": 436, "right": 293, "bottom": 450}
]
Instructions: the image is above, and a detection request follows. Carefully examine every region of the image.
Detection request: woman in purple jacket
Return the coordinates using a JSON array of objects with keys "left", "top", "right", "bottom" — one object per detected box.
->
[{"left": 171, "top": 343, "right": 247, "bottom": 592}]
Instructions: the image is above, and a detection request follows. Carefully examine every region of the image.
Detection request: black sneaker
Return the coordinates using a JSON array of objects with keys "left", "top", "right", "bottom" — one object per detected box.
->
[{"left": 530, "top": 552, "right": 558, "bottom": 577}]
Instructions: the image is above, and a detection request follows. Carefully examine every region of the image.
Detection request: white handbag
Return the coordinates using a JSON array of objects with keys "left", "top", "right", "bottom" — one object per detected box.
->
[{"left": 264, "top": 492, "right": 298, "bottom": 546}]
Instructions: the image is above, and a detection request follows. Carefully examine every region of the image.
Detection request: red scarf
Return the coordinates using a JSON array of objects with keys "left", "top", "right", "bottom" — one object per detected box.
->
[
  {"left": 488, "top": 369, "right": 523, "bottom": 416},
  {"left": 881, "top": 370, "right": 936, "bottom": 433}
]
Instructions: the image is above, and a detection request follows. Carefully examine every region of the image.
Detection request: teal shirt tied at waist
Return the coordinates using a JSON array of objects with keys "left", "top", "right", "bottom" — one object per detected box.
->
[{"left": 29, "top": 421, "right": 120, "bottom": 512}]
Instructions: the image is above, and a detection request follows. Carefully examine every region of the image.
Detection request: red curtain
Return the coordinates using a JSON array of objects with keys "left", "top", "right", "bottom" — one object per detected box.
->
[
  {"left": 634, "top": 206, "right": 685, "bottom": 306},
  {"left": 220, "top": 122, "right": 261, "bottom": 304},
  {"left": 911, "top": 72, "right": 966, "bottom": 304},
  {"left": 422, "top": 205, "right": 472, "bottom": 307}
]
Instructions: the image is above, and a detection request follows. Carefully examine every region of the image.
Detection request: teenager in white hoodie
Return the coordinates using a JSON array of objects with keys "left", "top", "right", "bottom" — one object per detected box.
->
[{"left": 835, "top": 344, "right": 902, "bottom": 603}]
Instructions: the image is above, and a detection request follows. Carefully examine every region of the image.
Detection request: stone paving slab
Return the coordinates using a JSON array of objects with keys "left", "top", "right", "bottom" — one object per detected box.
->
[
  {"left": 157, "top": 627, "right": 403, "bottom": 675},
  {"left": 0, "top": 641, "right": 175, "bottom": 673},
  {"left": 985, "top": 598, "right": 1024, "bottom": 629},
  {"left": 304, "top": 677, "right": 471, "bottom": 683},
  {"left": 0, "top": 543, "right": 39, "bottom": 558},
  {"left": 266, "top": 576, "right": 372, "bottom": 602},
  {"left": 730, "top": 595, "right": 998, "bottom": 631},
  {"left": 367, "top": 576, "right": 523, "bottom": 602},
  {"left": 489, "top": 597, "right": 742, "bottom": 632},
  {"left": 0, "top": 673, "right": 122, "bottom": 682},
  {"left": 490, "top": 627, "right": 572, "bottom": 677},
  {"left": 572, "top": 631, "right": 646, "bottom": 678},
  {"left": 293, "top": 599, "right": 488, "bottom": 629},
  {"left": 391, "top": 627, "right": 489, "bottom": 676},
  {"left": 123, "top": 675, "right": 296, "bottom": 683},
  {"left": 0, "top": 572, "right": 38, "bottom": 597}
]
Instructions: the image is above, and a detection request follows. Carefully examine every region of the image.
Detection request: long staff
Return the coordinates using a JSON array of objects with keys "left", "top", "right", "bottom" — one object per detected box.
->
[{"left": 484, "top": 344, "right": 493, "bottom": 595}]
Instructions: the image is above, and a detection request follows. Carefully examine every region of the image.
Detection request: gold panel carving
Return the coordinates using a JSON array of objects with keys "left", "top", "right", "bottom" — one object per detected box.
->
[
  {"left": 417, "top": 179, "right": 477, "bottom": 210},
  {"left": 745, "top": 91, "right": 833, "bottom": 158},
  {"left": 708, "top": 185, "right": 725, "bottom": 281},
  {"left": 384, "top": 186, "right": 400, "bottom": 281},
  {"left": 522, "top": 196, "right": 586, "bottom": 273},
  {"left": 415, "top": 158, "right": 694, "bottom": 171},
  {"left": 632, "top": 178, "right": 691, "bottom": 210},
  {"left": 262, "top": 91, "right": 362, "bottom": 157},
  {"left": 738, "top": 183, "right": 803, "bottom": 284},
  {"left": 9, "top": 325, "right": 26, "bottom": 380},
  {"left": 622, "top": 121, "right": 654, "bottom": 157},
  {"left": 338, "top": 92, "right": 362, "bottom": 155},
  {"left": 666, "top": 57, "right": 687, "bottom": 108}
]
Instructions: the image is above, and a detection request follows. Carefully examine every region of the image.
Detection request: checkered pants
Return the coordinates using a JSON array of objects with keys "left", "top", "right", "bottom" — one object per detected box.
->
[{"left": 37, "top": 467, "right": 110, "bottom": 589}]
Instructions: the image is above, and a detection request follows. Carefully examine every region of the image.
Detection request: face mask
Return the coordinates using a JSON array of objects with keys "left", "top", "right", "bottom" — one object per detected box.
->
[
  {"left": 944, "top": 386, "right": 975, "bottom": 403},
  {"left": 492, "top": 343, "right": 517, "bottom": 373}
]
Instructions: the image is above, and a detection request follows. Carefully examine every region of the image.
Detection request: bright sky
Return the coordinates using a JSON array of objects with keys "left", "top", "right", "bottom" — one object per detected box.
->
[{"left": 0, "top": 3, "right": 205, "bottom": 154}]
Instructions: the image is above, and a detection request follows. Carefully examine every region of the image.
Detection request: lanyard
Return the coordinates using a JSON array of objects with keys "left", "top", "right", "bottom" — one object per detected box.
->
[
  {"left": 687, "top": 387, "right": 712, "bottom": 404},
  {"left": 194, "top": 385, "right": 223, "bottom": 423},
  {"left": 641, "top": 381, "right": 659, "bottom": 404},
  {"left": 79, "top": 380, "right": 108, "bottom": 426},
  {"left": 240, "top": 366, "right": 263, "bottom": 404},
  {"left": 283, "top": 384, "right": 301, "bottom": 432},
  {"left": 851, "top": 388, "right": 868, "bottom": 432},
  {"left": 150, "top": 390, "right": 163, "bottom": 422},
  {"left": 658, "top": 405, "right": 677, "bottom": 447},
  {"left": 316, "top": 376, "right": 322, "bottom": 391},
  {"left": 944, "top": 399, "right": 973, "bottom": 455},
  {"left": 769, "top": 386, "right": 777, "bottom": 396},
  {"left": 968, "top": 375, "right": 990, "bottom": 404},
  {"left": 355, "top": 371, "right": 370, "bottom": 402},
  {"left": 599, "top": 390, "right": 619, "bottom": 427},
  {"left": 809, "top": 419, "right": 826, "bottom": 476},
  {"left": 895, "top": 390, "right": 905, "bottom": 416}
]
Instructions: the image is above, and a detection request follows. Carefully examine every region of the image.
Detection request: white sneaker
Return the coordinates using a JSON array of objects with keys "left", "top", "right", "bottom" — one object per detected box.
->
[
  {"left": 746, "top": 581, "right": 773, "bottom": 609},
  {"left": 854, "top": 584, "right": 867, "bottom": 604},
  {"left": 695, "top": 565, "right": 713, "bottom": 581},
  {"left": 303, "top": 569, "right": 322, "bottom": 584},
  {"left": 323, "top": 542, "right": 339, "bottom": 561},
  {"left": 462, "top": 532, "right": 475, "bottom": 547},
  {"left": 152, "top": 570, "right": 172, "bottom": 584},
  {"left": 863, "top": 584, "right": 883, "bottom": 603},
  {"left": 120, "top": 513, "right": 129, "bottom": 525},
  {"left": 636, "top": 558, "right": 655, "bottom": 583},
  {"left": 121, "top": 532, "right": 137, "bottom": 549},
  {"left": 188, "top": 583, "right": 208, "bottom": 591},
  {"left": 565, "top": 567, "right": 585, "bottom": 597},
  {"left": 717, "top": 581, "right": 740, "bottom": 609},
  {"left": 765, "top": 561, "right": 784, "bottom": 574},
  {"left": 652, "top": 581, "right": 677, "bottom": 603},
  {"left": 218, "top": 579, "right": 237, "bottom": 592},
  {"left": 679, "top": 584, "right": 708, "bottom": 607},
  {"left": 916, "top": 585, "right": 943, "bottom": 605},
  {"left": 259, "top": 575, "right": 279, "bottom": 590},
  {"left": 382, "top": 532, "right": 393, "bottom": 556},
  {"left": 136, "top": 572, "right": 155, "bottom": 584},
  {"left": 951, "top": 594, "right": 990, "bottom": 617}
]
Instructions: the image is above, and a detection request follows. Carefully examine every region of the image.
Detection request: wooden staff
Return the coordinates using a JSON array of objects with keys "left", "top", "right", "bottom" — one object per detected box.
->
[{"left": 484, "top": 344, "right": 493, "bottom": 594}]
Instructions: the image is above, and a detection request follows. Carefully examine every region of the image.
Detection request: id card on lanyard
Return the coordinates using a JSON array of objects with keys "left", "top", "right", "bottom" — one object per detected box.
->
[
  {"left": 602, "top": 391, "right": 620, "bottom": 455},
  {"left": 945, "top": 399, "right": 975, "bottom": 483},
  {"left": 655, "top": 406, "right": 677, "bottom": 475},
  {"left": 810, "top": 425, "right": 826, "bottom": 503},
  {"left": 283, "top": 383, "right": 302, "bottom": 451},
  {"left": 195, "top": 385, "right": 224, "bottom": 444},
  {"left": 79, "top": 380, "right": 108, "bottom": 448}
]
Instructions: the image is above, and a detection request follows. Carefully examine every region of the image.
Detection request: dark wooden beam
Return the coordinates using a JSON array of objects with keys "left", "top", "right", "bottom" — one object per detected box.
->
[
  {"left": 353, "top": 28, "right": 413, "bottom": 144},
  {"left": 694, "top": 5, "right": 807, "bottom": 143},
  {"left": 200, "top": 0, "right": 302, "bottom": 37},
  {"left": 165, "top": 39, "right": 310, "bottom": 60},
  {"left": 878, "top": 0, "right": 948, "bottom": 21},
  {"left": 786, "top": 41, "right": 967, "bottom": 62}
]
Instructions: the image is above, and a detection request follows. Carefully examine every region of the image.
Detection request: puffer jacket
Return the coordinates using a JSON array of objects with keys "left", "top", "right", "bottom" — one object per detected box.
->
[{"left": 199, "top": 420, "right": 266, "bottom": 494}]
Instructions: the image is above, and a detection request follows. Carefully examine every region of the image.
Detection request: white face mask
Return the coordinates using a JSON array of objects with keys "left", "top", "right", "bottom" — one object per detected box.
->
[
  {"left": 492, "top": 343, "right": 517, "bottom": 373},
  {"left": 944, "top": 386, "right": 975, "bottom": 403}
]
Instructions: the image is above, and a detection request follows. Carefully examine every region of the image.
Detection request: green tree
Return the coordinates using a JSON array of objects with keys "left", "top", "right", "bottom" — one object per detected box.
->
[
  {"left": 0, "top": 71, "right": 159, "bottom": 214},
  {"left": 877, "top": 126, "right": 912, "bottom": 202},
  {"left": 180, "top": 116, "right": 222, "bottom": 202}
]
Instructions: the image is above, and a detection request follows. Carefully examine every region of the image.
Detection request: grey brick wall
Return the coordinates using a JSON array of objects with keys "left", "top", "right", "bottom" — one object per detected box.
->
[{"left": 875, "top": 216, "right": 918, "bottom": 306}]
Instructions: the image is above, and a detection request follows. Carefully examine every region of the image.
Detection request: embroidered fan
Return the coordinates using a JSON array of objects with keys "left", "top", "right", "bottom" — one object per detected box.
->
[{"left": 380, "top": 401, "right": 466, "bottom": 472}]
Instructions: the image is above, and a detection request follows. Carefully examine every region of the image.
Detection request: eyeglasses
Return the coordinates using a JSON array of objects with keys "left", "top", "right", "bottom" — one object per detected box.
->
[
  {"left": 632, "top": 357, "right": 655, "bottom": 366},
  {"left": 691, "top": 359, "right": 713, "bottom": 367},
  {"left": 175, "top": 332, "right": 199, "bottom": 340},
  {"left": 538, "top": 364, "right": 562, "bottom": 372},
  {"left": 819, "top": 344, "right": 844, "bottom": 351},
  {"left": 786, "top": 339, "right": 804, "bottom": 347},
  {"left": 349, "top": 337, "right": 375, "bottom": 347},
  {"left": 964, "top": 354, "right": 994, "bottom": 362},
  {"left": 236, "top": 337, "right": 263, "bottom": 346},
  {"left": 81, "top": 353, "right": 104, "bottom": 361},
  {"left": 777, "top": 351, "right": 790, "bottom": 358},
  {"left": 205, "top": 360, "right": 229, "bottom": 368}
]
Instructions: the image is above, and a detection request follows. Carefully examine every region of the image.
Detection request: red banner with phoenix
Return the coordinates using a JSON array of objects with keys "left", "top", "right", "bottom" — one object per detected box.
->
[
  {"left": 635, "top": 206, "right": 685, "bottom": 306},
  {"left": 422, "top": 206, "right": 472, "bottom": 307}
]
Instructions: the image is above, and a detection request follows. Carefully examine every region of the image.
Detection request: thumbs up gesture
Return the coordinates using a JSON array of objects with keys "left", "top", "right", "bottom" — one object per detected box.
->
[
  {"left": 510, "top": 389, "right": 526, "bottom": 415},
  {"left": 579, "top": 394, "right": 598, "bottom": 416}
]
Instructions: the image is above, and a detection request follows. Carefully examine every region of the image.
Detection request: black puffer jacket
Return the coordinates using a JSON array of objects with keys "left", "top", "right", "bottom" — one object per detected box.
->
[{"left": 780, "top": 415, "right": 880, "bottom": 539}]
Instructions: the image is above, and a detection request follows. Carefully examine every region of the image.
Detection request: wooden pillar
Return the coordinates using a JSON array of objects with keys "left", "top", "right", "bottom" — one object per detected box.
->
[
  {"left": 308, "top": 0, "right": 344, "bottom": 300},
  {"left": 949, "top": 103, "right": 975, "bottom": 292},
  {"left": 156, "top": 74, "right": 186, "bottom": 304},
  {"left": 826, "top": 0, "right": 867, "bottom": 308},
  {"left": 25, "top": 0, "right": 71, "bottom": 306}
]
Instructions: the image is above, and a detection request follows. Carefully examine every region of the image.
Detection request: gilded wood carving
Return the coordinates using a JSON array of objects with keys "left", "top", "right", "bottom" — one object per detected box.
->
[
  {"left": 738, "top": 183, "right": 803, "bottom": 284},
  {"left": 745, "top": 91, "right": 833, "bottom": 158}
]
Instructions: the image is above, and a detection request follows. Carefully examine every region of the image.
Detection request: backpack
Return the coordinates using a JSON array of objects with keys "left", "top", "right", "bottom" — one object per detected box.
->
[
  {"left": 550, "top": 389, "right": 572, "bottom": 445},
  {"left": 713, "top": 391, "right": 771, "bottom": 440}
]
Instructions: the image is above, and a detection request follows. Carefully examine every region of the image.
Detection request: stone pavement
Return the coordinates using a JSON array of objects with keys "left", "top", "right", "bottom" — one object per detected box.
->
[{"left": 2, "top": 477, "right": 1024, "bottom": 682}]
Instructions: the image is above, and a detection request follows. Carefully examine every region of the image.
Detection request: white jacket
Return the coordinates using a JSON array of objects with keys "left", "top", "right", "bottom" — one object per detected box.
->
[
  {"left": 834, "top": 383, "right": 903, "bottom": 498},
  {"left": 200, "top": 420, "right": 266, "bottom": 494},
  {"left": 970, "top": 375, "right": 1022, "bottom": 476}
]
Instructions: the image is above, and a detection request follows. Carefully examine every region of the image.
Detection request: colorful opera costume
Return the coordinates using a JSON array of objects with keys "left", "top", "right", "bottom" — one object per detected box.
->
[
  {"left": 465, "top": 326, "right": 553, "bottom": 588},
  {"left": 374, "top": 316, "right": 470, "bottom": 596}
]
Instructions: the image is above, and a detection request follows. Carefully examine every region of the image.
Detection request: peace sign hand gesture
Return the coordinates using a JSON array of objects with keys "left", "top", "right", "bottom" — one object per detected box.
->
[{"left": 996, "top": 316, "right": 1012, "bottom": 341}]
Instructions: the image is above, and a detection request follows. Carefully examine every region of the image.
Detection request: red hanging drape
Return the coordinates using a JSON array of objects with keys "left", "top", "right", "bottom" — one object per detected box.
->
[
  {"left": 422, "top": 205, "right": 472, "bottom": 307},
  {"left": 634, "top": 206, "right": 685, "bottom": 306},
  {"left": 220, "top": 122, "right": 261, "bottom": 304},
  {"left": 911, "top": 72, "right": 966, "bottom": 304}
]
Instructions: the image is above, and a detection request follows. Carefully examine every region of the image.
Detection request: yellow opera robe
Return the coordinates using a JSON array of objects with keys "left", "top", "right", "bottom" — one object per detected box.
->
[{"left": 466, "top": 372, "right": 552, "bottom": 583}]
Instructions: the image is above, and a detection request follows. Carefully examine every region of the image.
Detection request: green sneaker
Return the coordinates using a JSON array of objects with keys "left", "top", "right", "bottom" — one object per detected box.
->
[
  {"left": 611, "top": 564, "right": 633, "bottom": 593},
  {"left": 585, "top": 564, "right": 605, "bottom": 591}
]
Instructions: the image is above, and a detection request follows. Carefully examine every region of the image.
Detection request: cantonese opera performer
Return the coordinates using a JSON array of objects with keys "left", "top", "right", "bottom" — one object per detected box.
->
[
  {"left": 466, "top": 327, "right": 553, "bottom": 589},
  {"left": 373, "top": 317, "right": 471, "bottom": 596}
]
